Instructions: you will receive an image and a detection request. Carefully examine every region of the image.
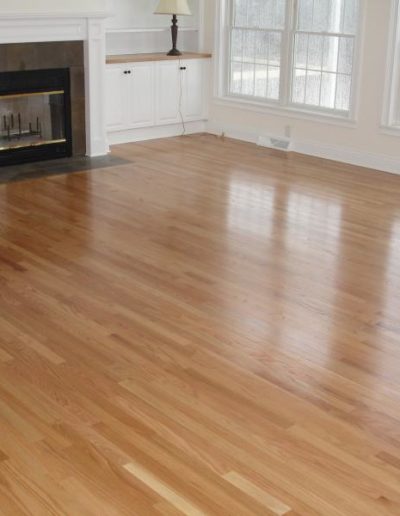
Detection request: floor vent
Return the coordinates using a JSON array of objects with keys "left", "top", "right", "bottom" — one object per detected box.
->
[{"left": 257, "top": 135, "right": 292, "bottom": 152}]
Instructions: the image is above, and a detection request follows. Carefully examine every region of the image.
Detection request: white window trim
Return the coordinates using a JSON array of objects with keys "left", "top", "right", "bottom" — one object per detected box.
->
[
  {"left": 382, "top": 0, "right": 400, "bottom": 133},
  {"left": 213, "top": 0, "right": 365, "bottom": 124}
]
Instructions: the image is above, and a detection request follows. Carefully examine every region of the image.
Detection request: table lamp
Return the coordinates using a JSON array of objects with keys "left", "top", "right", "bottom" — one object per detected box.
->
[{"left": 154, "top": 0, "right": 192, "bottom": 56}]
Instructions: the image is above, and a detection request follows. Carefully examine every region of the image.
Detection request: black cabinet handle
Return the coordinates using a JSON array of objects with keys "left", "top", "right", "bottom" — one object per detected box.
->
[
  {"left": 123, "top": 70, "right": 132, "bottom": 74},
  {"left": 180, "top": 66, "right": 186, "bottom": 70}
]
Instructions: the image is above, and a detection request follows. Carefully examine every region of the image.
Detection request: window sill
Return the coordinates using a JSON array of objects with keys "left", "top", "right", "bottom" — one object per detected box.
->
[
  {"left": 380, "top": 125, "right": 400, "bottom": 137},
  {"left": 212, "top": 95, "right": 358, "bottom": 128}
]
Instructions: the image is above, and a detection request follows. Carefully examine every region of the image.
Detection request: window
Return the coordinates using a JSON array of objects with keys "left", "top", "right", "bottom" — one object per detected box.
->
[
  {"left": 383, "top": 0, "right": 400, "bottom": 129},
  {"left": 230, "top": 0, "right": 286, "bottom": 101},
  {"left": 225, "top": 0, "right": 361, "bottom": 117}
]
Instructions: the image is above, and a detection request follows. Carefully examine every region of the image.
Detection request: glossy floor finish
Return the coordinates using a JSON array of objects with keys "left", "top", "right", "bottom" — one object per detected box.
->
[
  {"left": 0, "top": 155, "right": 130, "bottom": 185},
  {"left": 1, "top": 134, "right": 400, "bottom": 515}
]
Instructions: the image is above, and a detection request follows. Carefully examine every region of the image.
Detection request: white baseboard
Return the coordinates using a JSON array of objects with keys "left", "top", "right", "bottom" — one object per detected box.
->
[
  {"left": 207, "top": 122, "right": 400, "bottom": 176},
  {"left": 107, "top": 121, "right": 207, "bottom": 146},
  {"left": 207, "top": 122, "right": 259, "bottom": 145},
  {"left": 87, "top": 144, "right": 110, "bottom": 158}
]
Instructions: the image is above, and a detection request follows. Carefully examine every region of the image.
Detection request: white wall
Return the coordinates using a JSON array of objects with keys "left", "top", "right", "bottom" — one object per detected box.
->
[
  {"left": 106, "top": 31, "right": 200, "bottom": 55},
  {"left": 0, "top": 0, "right": 112, "bottom": 13},
  {"left": 106, "top": 0, "right": 198, "bottom": 29},
  {"left": 205, "top": 0, "right": 400, "bottom": 174},
  {"left": 105, "top": 0, "right": 200, "bottom": 55}
]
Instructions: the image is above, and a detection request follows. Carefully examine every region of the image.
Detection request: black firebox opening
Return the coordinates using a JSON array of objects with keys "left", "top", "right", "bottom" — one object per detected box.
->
[{"left": 0, "top": 68, "right": 72, "bottom": 167}]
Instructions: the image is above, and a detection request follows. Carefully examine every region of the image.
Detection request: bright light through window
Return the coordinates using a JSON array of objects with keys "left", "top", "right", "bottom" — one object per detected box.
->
[
  {"left": 227, "top": 0, "right": 360, "bottom": 116},
  {"left": 230, "top": 0, "right": 286, "bottom": 101}
]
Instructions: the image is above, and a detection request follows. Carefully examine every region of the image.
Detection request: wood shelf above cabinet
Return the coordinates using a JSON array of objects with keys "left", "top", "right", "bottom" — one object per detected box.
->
[{"left": 106, "top": 52, "right": 212, "bottom": 65}]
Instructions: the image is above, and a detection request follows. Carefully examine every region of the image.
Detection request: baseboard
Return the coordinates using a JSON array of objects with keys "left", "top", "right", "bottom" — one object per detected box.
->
[
  {"left": 293, "top": 140, "right": 400, "bottom": 175},
  {"left": 207, "top": 123, "right": 259, "bottom": 145},
  {"left": 107, "top": 121, "right": 207, "bottom": 146},
  {"left": 206, "top": 122, "right": 400, "bottom": 176}
]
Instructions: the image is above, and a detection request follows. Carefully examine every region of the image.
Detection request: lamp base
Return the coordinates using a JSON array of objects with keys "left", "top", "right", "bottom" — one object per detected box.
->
[
  {"left": 167, "top": 15, "right": 182, "bottom": 57},
  {"left": 167, "top": 48, "right": 182, "bottom": 56}
]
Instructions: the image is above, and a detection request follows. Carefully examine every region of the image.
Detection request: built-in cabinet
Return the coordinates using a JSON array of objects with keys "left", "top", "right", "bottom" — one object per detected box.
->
[
  {"left": 106, "top": 56, "right": 209, "bottom": 140},
  {"left": 182, "top": 59, "right": 206, "bottom": 121},
  {"left": 155, "top": 61, "right": 182, "bottom": 126},
  {"left": 106, "top": 62, "right": 154, "bottom": 131},
  {"left": 106, "top": 66, "right": 126, "bottom": 131}
]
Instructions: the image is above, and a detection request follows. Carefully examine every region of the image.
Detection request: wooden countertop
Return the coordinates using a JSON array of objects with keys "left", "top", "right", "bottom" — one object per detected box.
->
[{"left": 106, "top": 52, "right": 212, "bottom": 64}]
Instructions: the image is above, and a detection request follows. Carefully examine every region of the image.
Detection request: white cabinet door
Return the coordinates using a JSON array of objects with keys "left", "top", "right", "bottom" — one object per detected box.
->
[
  {"left": 107, "top": 57, "right": 210, "bottom": 134},
  {"left": 106, "top": 65, "right": 127, "bottom": 131},
  {"left": 182, "top": 59, "right": 207, "bottom": 121},
  {"left": 155, "top": 61, "right": 182, "bottom": 125},
  {"left": 127, "top": 62, "right": 155, "bottom": 128}
]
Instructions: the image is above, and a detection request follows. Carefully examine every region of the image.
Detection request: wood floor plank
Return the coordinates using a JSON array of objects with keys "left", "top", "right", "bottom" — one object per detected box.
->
[
  {"left": 124, "top": 461, "right": 205, "bottom": 516},
  {"left": 223, "top": 471, "right": 291, "bottom": 515},
  {"left": 0, "top": 134, "right": 400, "bottom": 514}
]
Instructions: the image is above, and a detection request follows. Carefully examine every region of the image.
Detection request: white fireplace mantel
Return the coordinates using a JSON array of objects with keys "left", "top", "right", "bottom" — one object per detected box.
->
[{"left": 0, "top": 8, "right": 113, "bottom": 157}]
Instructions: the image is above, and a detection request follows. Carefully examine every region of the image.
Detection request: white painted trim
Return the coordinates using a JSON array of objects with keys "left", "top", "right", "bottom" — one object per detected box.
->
[
  {"left": 207, "top": 121, "right": 258, "bottom": 144},
  {"left": 0, "top": 11, "right": 112, "bottom": 19},
  {"left": 107, "top": 121, "right": 207, "bottom": 146},
  {"left": 214, "top": 0, "right": 364, "bottom": 122},
  {"left": 0, "top": 13, "right": 110, "bottom": 157},
  {"left": 382, "top": 0, "right": 400, "bottom": 128},
  {"left": 380, "top": 125, "right": 400, "bottom": 137},
  {"left": 350, "top": 0, "right": 366, "bottom": 124},
  {"left": 212, "top": 0, "right": 227, "bottom": 99},
  {"left": 0, "top": 17, "right": 87, "bottom": 43},
  {"left": 293, "top": 140, "right": 400, "bottom": 176},
  {"left": 85, "top": 18, "right": 109, "bottom": 157},
  {"left": 206, "top": 122, "right": 400, "bottom": 176}
]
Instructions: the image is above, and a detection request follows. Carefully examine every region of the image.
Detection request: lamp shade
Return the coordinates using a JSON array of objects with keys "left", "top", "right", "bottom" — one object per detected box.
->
[{"left": 154, "top": 0, "right": 191, "bottom": 15}]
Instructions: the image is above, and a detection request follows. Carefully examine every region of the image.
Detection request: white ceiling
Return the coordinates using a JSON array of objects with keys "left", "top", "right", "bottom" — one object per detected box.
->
[{"left": 0, "top": 0, "right": 112, "bottom": 15}]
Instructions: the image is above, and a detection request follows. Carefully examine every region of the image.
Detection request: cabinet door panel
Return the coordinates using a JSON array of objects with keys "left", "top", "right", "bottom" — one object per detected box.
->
[
  {"left": 182, "top": 59, "right": 206, "bottom": 121},
  {"left": 128, "top": 63, "right": 155, "bottom": 128},
  {"left": 107, "top": 58, "right": 210, "bottom": 135},
  {"left": 155, "top": 61, "right": 181, "bottom": 125},
  {"left": 106, "top": 66, "right": 127, "bottom": 130}
]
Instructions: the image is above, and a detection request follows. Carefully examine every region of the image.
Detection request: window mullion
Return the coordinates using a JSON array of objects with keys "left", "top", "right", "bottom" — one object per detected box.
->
[
  {"left": 226, "top": 0, "right": 234, "bottom": 97},
  {"left": 388, "top": 1, "right": 400, "bottom": 126},
  {"left": 280, "top": 0, "right": 296, "bottom": 107}
]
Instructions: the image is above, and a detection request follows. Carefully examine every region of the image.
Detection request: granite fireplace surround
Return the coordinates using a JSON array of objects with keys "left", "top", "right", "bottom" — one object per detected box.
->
[{"left": 0, "top": 41, "right": 86, "bottom": 156}]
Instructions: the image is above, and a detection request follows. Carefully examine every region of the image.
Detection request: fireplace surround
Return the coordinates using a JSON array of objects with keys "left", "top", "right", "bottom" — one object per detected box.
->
[
  {"left": 0, "top": 41, "right": 85, "bottom": 166},
  {"left": 0, "top": 8, "right": 110, "bottom": 163}
]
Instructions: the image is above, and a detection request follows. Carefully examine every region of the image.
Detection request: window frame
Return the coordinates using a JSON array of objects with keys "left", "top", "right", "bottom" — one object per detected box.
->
[
  {"left": 382, "top": 0, "right": 400, "bottom": 132},
  {"left": 214, "top": 0, "right": 364, "bottom": 122},
  {"left": 227, "top": 2, "right": 291, "bottom": 106}
]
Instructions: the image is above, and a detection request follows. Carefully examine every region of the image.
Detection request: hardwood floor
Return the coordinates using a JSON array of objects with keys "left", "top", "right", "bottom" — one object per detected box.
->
[{"left": 1, "top": 134, "right": 400, "bottom": 515}]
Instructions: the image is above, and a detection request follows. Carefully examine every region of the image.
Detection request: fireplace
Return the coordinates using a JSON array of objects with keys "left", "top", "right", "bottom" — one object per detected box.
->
[
  {"left": 0, "top": 8, "right": 110, "bottom": 162},
  {"left": 0, "top": 68, "right": 72, "bottom": 166}
]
